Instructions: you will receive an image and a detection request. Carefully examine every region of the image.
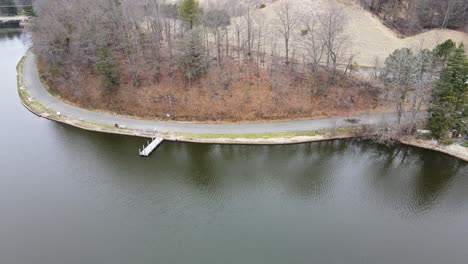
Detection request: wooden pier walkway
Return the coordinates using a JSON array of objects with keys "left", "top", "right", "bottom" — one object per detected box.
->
[{"left": 139, "top": 137, "right": 164, "bottom": 157}]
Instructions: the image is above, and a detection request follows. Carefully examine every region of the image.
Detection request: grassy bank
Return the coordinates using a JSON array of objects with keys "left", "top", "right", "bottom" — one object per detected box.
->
[
  {"left": 15, "top": 53, "right": 468, "bottom": 160},
  {"left": 17, "top": 55, "right": 53, "bottom": 117},
  {"left": 172, "top": 127, "right": 355, "bottom": 140}
]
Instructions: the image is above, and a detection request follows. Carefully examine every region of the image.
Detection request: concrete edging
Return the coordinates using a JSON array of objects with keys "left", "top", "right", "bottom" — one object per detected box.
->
[
  {"left": 15, "top": 52, "right": 468, "bottom": 161},
  {"left": 16, "top": 52, "right": 355, "bottom": 145}
]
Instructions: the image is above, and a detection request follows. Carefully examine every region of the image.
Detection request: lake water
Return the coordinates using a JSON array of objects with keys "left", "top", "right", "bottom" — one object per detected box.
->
[{"left": 1, "top": 29, "right": 467, "bottom": 264}]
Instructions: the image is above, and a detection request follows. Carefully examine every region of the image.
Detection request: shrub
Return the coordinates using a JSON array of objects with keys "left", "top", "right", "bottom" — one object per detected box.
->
[{"left": 440, "top": 137, "right": 454, "bottom": 145}]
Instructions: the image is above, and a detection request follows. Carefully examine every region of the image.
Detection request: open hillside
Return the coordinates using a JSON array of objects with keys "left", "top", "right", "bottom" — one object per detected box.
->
[{"left": 220, "top": 0, "right": 468, "bottom": 67}]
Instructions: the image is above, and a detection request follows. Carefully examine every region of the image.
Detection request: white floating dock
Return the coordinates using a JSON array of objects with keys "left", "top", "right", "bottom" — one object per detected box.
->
[{"left": 139, "top": 137, "right": 164, "bottom": 157}]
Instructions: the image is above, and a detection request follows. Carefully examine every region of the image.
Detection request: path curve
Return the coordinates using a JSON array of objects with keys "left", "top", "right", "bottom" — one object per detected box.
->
[{"left": 21, "top": 51, "right": 425, "bottom": 135}]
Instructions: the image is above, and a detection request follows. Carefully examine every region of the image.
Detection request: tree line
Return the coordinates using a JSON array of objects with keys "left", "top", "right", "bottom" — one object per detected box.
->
[
  {"left": 357, "top": 0, "right": 468, "bottom": 34},
  {"left": 31, "top": 0, "right": 354, "bottom": 93},
  {"left": 375, "top": 39, "right": 467, "bottom": 143}
]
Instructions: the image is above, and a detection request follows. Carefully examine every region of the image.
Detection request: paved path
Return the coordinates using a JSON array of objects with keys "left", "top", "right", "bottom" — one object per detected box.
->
[
  {"left": 0, "top": 16, "right": 28, "bottom": 22},
  {"left": 22, "top": 52, "right": 426, "bottom": 135}
]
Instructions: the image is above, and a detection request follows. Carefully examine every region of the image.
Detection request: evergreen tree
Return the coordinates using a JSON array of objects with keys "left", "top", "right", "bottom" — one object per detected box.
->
[
  {"left": 429, "top": 44, "right": 468, "bottom": 140},
  {"left": 96, "top": 44, "right": 119, "bottom": 92},
  {"left": 434, "top": 39, "right": 456, "bottom": 59},
  {"left": 179, "top": 0, "right": 200, "bottom": 30},
  {"left": 177, "top": 29, "right": 208, "bottom": 85},
  {"left": 433, "top": 39, "right": 456, "bottom": 68}
]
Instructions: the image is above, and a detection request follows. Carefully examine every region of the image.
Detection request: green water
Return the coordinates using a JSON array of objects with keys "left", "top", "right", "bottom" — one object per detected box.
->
[{"left": 1, "top": 29, "right": 467, "bottom": 264}]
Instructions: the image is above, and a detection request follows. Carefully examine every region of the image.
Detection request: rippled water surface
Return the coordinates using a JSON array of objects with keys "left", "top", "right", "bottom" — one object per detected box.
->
[{"left": 1, "top": 29, "right": 467, "bottom": 264}]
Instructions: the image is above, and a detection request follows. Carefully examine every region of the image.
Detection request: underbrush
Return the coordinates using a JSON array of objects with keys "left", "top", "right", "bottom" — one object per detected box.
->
[
  {"left": 353, "top": 122, "right": 425, "bottom": 146},
  {"left": 38, "top": 59, "right": 389, "bottom": 122}
]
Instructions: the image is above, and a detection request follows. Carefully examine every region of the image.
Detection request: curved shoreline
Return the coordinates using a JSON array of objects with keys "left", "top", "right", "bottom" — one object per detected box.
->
[
  {"left": 16, "top": 52, "right": 468, "bottom": 161},
  {"left": 17, "top": 52, "right": 361, "bottom": 143},
  {"left": 398, "top": 138, "right": 468, "bottom": 162}
]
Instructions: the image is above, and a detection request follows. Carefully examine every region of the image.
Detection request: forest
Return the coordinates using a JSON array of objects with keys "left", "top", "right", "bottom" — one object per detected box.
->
[
  {"left": 356, "top": 0, "right": 468, "bottom": 35},
  {"left": 28, "top": 0, "right": 468, "bottom": 141}
]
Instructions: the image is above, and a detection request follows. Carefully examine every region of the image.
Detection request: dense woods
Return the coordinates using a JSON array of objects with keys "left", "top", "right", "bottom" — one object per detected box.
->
[{"left": 356, "top": 0, "right": 468, "bottom": 34}]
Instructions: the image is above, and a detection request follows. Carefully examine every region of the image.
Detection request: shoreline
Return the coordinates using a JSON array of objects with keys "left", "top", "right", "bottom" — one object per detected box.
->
[
  {"left": 16, "top": 53, "right": 356, "bottom": 144},
  {"left": 398, "top": 137, "right": 468, "bottom": 162},
  {"left": 16, "top": 52, "right": 468, "bottom": 161}
]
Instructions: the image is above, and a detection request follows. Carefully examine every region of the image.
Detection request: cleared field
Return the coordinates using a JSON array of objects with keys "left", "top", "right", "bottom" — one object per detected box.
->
[{"left": 220, "top": 0, "right": 468, "bottom": 67}]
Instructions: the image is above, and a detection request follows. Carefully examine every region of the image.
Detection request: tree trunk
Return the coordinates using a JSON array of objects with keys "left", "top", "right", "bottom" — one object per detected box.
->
[{"left": 442, "top": 0, "right": 454, "bottom": 29}]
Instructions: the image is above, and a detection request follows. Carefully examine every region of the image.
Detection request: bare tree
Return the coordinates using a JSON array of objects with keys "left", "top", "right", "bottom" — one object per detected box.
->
[
  {"left": 204, "top": 9, "right": 229, "bottom": 65},
  {"left": 254, "top": 12, "right": 267, "bottom": 77},
  {"left": 408, "top": 41, "right": 435, "bottom": 132},
  {"left": 440, "top": 0, "right": 467, "bottom": 29},
  {"left": 243, "top": 5, "right": 255, "bottom": 59},
  {"left": 231, "top": 13, "right": 244, "bottom": 72},
  {"left": 372, "top": 55, "right": 380, "bottom": 79},
  {"left": 343, "top": 53, "right": 356, "bottom": 76},
  {"left": 121, "top": 1, "right": 144, "bottom": 87},
  {"left": 274, "top": 0, "right": 298, "bottom": 65},
  {"left": 161, "top": 2, "right": 179, "bottom": 74},
  {"left": 300, "top": 14, "right": 324, "bottom": 94},
  {"left": 318, "top": 6, "right": 348, "bottom": 84},
  {"left": 203, "top": 8, "right": 231, "bottom": 89},
  {"left": 381, "top": 48, "right": 419, "bottom": 129}
]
